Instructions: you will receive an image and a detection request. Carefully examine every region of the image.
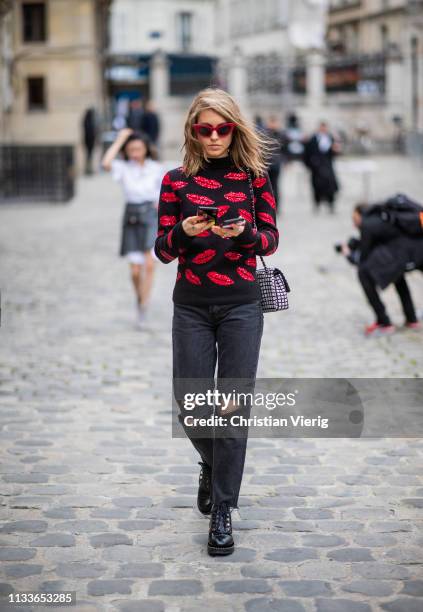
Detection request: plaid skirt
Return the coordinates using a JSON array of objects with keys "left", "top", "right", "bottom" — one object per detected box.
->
[{"left": 120, "top": 201, "right": 157, "bottom": 256}]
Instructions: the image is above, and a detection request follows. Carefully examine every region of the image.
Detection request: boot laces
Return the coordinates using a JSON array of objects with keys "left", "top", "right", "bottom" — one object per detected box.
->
[
  {"left": 198, "top": 461, "right": 211, "bottom": 486},
  {"left": 211, "top": 502, "right": 232, "bottom": 533}
]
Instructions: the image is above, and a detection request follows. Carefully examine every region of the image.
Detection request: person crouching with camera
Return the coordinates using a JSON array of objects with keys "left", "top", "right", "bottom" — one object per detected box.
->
[{"left": 336, "top": 203, "right": 422, "bottom": 337}]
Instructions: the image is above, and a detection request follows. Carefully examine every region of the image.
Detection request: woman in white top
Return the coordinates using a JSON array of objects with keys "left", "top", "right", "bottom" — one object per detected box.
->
[{"left": 102, "top": 129, "right": 163, "bottom": 326}]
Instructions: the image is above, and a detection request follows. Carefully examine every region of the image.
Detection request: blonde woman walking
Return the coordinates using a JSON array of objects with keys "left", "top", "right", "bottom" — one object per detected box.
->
[{"left": 154, "top": 89, "right": 279, "bottom": 555}]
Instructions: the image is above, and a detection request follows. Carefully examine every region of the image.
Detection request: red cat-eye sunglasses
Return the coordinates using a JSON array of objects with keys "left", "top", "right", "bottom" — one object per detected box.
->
[{"left": 192, "top": 122, "right": 236, "bottom": 138}]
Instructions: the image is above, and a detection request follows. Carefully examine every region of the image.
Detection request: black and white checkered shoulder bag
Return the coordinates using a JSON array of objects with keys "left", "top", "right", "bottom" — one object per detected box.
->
[{"left": 245, "top": 167, "right": 291, "bottom": 313}]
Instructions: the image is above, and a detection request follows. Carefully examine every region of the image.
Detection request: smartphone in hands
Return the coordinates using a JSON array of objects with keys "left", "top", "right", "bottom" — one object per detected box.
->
[
  {"left": 197, "top": 205, "right": 219, "bottom": 225},
  {"left": 220, "top": 216, "right": 246, "bottom": 229}
]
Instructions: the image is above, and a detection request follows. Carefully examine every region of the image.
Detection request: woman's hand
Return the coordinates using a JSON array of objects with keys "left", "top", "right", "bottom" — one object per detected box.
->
[
  {"left": 117, "top": 128, "right": 134, "bottom": 142},
  {"left": 101, "top": 128, "right": 134, "bottom": 171},
  {"left": 182, "top": 215, "right": 215, "bottom": 237},
  {"left": 211, "top": 220, "right": 246, "bottom": 239}
]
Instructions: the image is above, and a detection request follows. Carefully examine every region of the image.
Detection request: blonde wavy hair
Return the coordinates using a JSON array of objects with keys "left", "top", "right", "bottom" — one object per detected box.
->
[{"left": 182, "top": 88, "right": 274, "bottom": 178}]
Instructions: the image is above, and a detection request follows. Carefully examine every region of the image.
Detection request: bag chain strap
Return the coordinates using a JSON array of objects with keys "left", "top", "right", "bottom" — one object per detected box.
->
[{"left": 245, "top": 167, "right": 268, "bottom": 271}]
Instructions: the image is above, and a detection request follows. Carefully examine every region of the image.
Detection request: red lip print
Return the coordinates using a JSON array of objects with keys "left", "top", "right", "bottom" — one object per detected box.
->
[
  {"left": 196, "top": 230, "right": 211, "bottom": 237},
  {"left": 238, "top": 209, "right": 253, "bottom": 223},
  {"left": 261, "top": 233, "right": 269, "bottom": 250},
  {"left": 157, "top": 229, "right": 165, "bottom": 236},
  {"left": 161, "top": 192, "right": 179, "bottom": 203},
  {"left": 160, "top": 215, "right": 177, "bottom": 227},
  {"left": 207, "top": 271, "right": 234, "bottom": 286},
  {"left": 240, "top": 242, "right": 256, "bottom": 249},
  {"left": 185, "top": 269, "right": 202, "bottom": 285},
  {"left": 162, "top": 173, "right": 171, "bottom": 185},
  {"left": 192, "top": 249, "right": 216, "bottom": 264},
  {"left": 257, "top": 212, "right": 275, "bottom": 225},
  {"left": 159, "top": 249, "right": 175, "bottom": 262},
  {"left": 166, "top": 228, "right": 173, "bottom": 248},
  {"left": 186, "top": 193, "right": 215, "bottom": 206},
  {"left": 171, "top": 180, "right": 188, "bottom": 190},
  {"left": 193, "top": 176, "right": 222, "bottom": 189},
  {"left": 253, "top": 177, "right": 267, "bottom": 188},
  {"left": 224, "top": 251, "right": 243, "bottom": 261},
  {"left": 245, "top": 257, "right": 256, "bottom": 267},
  {"left": 176, "top": 271, "right": 182, "bottom": 281},
  {"left": 224, "top": 171, "right": 247, "bottom": 180},
  {"left": 224, "top": 191, "right": 247, "bottom": 203},
  {"left": 179, "top": 255, "right": 186, "bottom": 264},
  {"left": 217, "top": 205, "right": 230, "bottom": 218},
  {"left": 237, "top": 266, "right": 255, "bottom": 281},
  {"left": 261, "top": 191, "right": 276, "bottom": 208}
]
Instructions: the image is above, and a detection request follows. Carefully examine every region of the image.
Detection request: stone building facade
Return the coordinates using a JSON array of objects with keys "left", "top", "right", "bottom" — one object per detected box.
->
[
  {"left": 326, "top": 0, "right": 423, "bottom": 144},
  {"left": 0, "top": 0, "right": 110, "bottom": 169}
]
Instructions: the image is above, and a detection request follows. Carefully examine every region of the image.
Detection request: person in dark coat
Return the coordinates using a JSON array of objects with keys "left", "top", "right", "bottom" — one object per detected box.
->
[
  {"left": 264, "top": 116, "right": 288, "bottom": 214},
  {"left": 82, "top": 107, "right": 97, "bottom": 175},
  {"left": 304, "top": 121, "right": 341, "bottom": 213},
  {"left": 127, "top": 99, "right": 144, "bottom": 131},
  {"left": 340, "top": 203, "right": 423, "bottom": 336},
  {"left": 140, "top": 100, "right": 160, "bottom": 145}
]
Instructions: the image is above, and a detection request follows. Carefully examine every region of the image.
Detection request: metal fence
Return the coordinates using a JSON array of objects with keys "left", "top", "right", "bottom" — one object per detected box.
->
[
  {"left": 215, "top": 52, "right": 387, "bottom": 98},
  {"left": 0, "top": 145, "right": 75, "bottom": 203}
]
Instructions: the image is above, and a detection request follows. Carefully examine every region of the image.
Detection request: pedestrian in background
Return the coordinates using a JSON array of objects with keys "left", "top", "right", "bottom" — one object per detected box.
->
[
  {"left": 101, "top": 128, "right": 163, "bottom": 328},
  {"left": 82, "top": 107, "right": 98, "bottom": 176},
  {"left": 154, "top": 87, "right": 279, "bottom": 557},
  {"left": 127, "top": 99, "right": 144, "bottom": 132},
  {"left": 141, "top": 99, "right": 161, "bottom": 147},
  {"left": 304, "top": 121, "right": 341, "bottom": 213},
  {"left": 284, "top": 112, "right": 304, "bottom": 161},
  {"left": 264, "top": 115, "right": 288, "bottom": 214}
]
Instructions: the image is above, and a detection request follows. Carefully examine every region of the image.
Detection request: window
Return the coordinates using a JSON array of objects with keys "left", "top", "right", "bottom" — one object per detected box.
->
[
  {"left": 22, "top": 2, "right": 46, "bottom": 43},
  {"left": 27, "top": 76, "right": 46, "bottom": 110},
  {"left": 178, "top": 12, "right": 192, "bottom": 52}
]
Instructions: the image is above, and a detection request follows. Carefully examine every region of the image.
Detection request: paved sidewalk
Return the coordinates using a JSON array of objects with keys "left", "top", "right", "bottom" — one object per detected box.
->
[{"left": 0, "top": 155, "right": 422, "bottom": 611}]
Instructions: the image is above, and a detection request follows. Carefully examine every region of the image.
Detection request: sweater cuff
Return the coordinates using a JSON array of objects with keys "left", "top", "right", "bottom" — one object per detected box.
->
[
  {"left": 230, "top": 221, "right": 256, "bottom": 244},
  {"left": 173, "top": 220, "right": 193, "bottom": 249}
]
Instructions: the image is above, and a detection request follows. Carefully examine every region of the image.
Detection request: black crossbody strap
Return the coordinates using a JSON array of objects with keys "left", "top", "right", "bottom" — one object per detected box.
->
[{"left": 245, "top": 167, "right": 268, "bottom": 271}]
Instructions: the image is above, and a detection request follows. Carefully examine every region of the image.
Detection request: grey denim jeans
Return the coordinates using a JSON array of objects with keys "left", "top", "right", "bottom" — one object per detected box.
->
[{"left": 172, "top": 300, "right": 264, "bottom": 509}]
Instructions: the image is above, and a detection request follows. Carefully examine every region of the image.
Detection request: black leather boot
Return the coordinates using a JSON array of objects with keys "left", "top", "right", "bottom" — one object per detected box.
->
[
  {"left": 207, "top": 501, "right": 234, "bottom": 556},
  {"left": 197, "top": 461, "right": 212, "bottom": 515}
]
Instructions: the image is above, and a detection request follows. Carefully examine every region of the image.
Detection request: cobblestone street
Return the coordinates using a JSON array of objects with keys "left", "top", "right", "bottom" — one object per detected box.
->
[{"left": 0, "top": 155, "right": 422, "bottom": 611}]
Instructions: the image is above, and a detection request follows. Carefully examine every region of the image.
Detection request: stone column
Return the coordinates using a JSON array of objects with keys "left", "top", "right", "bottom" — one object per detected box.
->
[
  {"left": 227, "top": 47, "right": 249, "bottom": 114},
  {"left": 306, "top": 48, "right": 325, "bottom": 110},
  {"left": 386, "top": 49, "right": 404, "bottom": 113},
  {"left": 150, "top": 50, "right": 170, "bottom": 109}
]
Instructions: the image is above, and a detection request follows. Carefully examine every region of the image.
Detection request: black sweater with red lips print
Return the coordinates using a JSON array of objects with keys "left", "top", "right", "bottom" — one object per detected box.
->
[{"left": 154, "top": 154, "right": 279, "bottom": 306}]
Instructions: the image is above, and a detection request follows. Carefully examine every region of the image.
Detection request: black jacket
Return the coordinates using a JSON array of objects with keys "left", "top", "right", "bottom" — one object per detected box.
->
[{"left": 351, "top": 215, "right": 423, "bottom": 289}]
